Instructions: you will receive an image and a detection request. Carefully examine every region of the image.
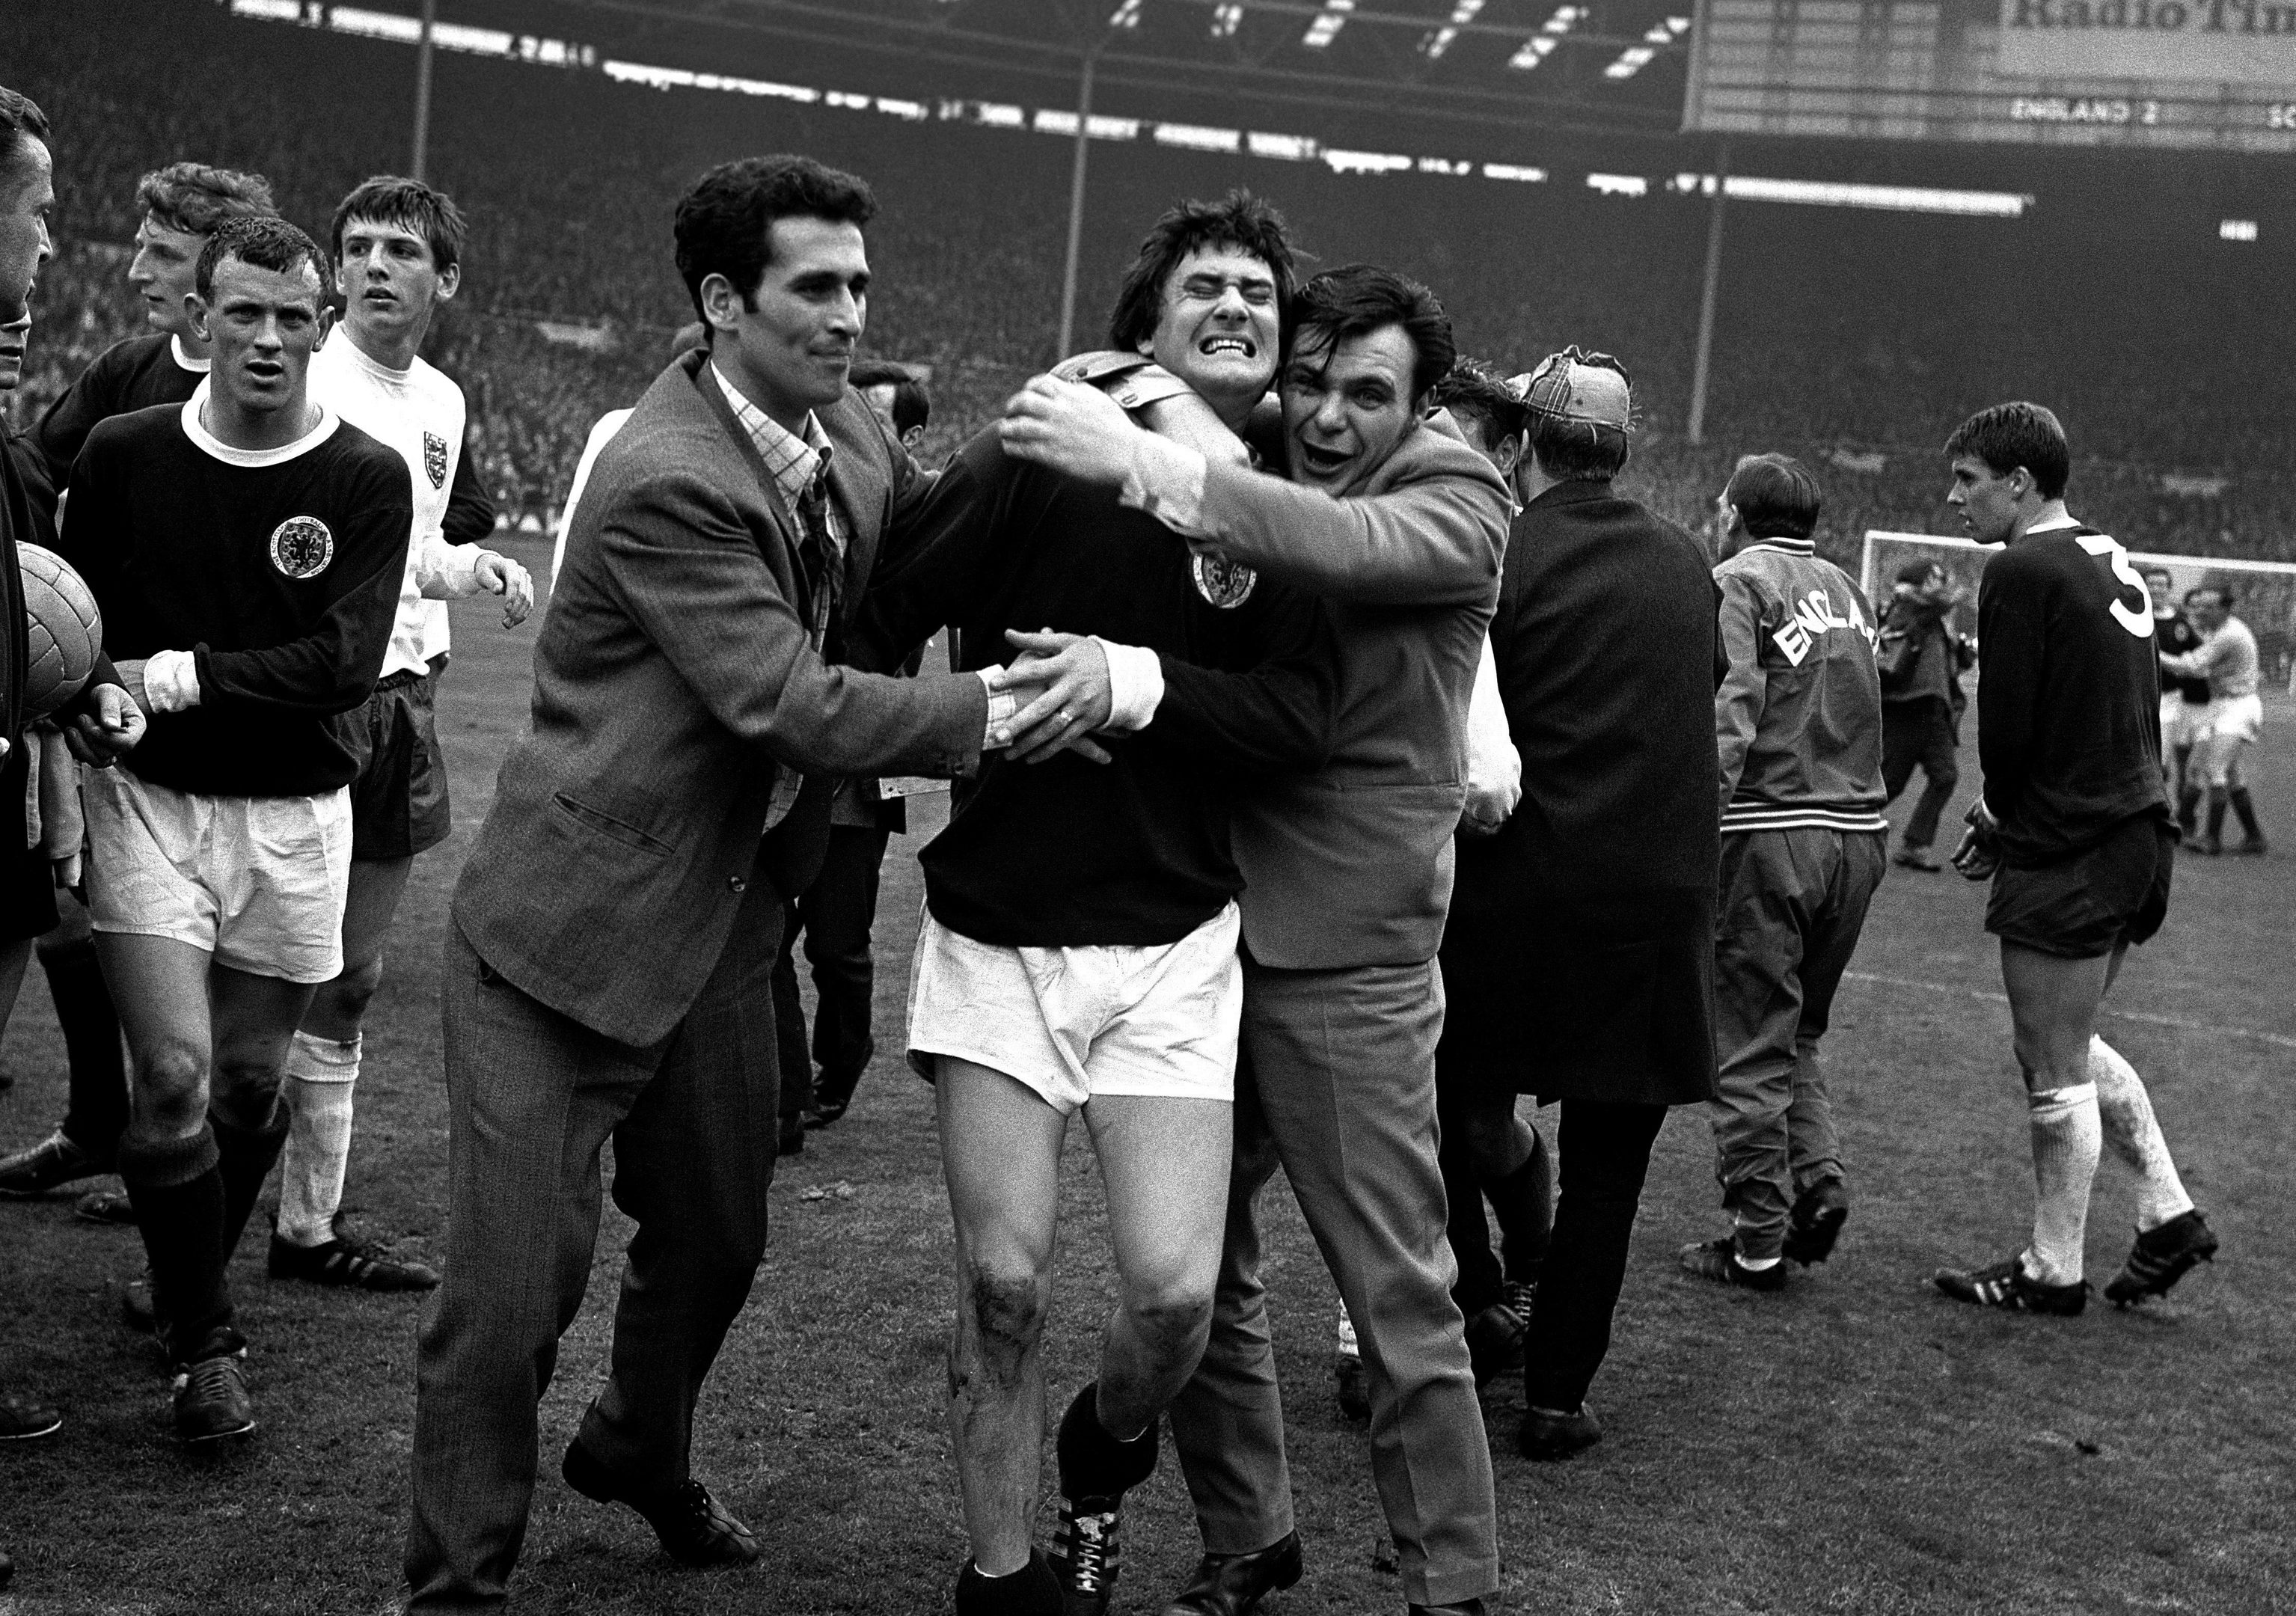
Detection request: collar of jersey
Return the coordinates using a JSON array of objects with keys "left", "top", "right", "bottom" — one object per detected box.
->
[
  {"left": 333, "top": 330, "right": 421, "bottom": 389},
  {"left": 2023, "top": 512, "right": 2082, "bottom": 536},
  {"left": 1744, "top": 536, "right": 1816, "bottom": 555},
  {"left": 168, "top": 335, "right": 211, "bottom": 375},
  {"left": 181, "top": 379, "right": 342, "bottom": 468}
]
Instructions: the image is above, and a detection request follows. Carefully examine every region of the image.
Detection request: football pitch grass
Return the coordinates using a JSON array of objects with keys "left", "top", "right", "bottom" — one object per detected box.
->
[{"left": 1, "top": 549, "right": 2291, "bottom": 1615}]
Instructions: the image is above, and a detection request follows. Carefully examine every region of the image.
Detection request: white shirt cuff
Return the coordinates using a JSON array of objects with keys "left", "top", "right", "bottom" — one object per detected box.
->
[
  {"left": 1118, "top": 432, "right": 1212, "bottom": 539},
  {"left": 978, "top": 668, "right": 1020, "bottom": 749},
  {"left": 146, "top": 649, "right": 201, "bottom": 713},
  {"left": 1093, "top": 638, "right": 1165, "bottom": 731}
]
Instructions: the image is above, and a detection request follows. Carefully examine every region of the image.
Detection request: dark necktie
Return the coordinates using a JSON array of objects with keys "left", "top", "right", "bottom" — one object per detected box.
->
[{"left": 797, "top": 471, "right": 843, "bottom": 661}]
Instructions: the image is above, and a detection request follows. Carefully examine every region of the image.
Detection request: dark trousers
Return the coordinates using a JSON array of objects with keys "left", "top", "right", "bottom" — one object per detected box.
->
[
  {"left": 769, "top": 824, "right": 891, "bottom": 1118},
  {"left": 406, "top": 873, "right": 787, "bottom": 1611},
  {"left": 1170, "top": 959, "right": 1497, "bottom": 1610},
  {"left": 1881, "top": 697, "right": 1959, "bottom": 849},
  {"left": 1709, "top": 828, "right": 1885, "bottom": 1258},
  {"left": 1521, "top": 1098, "right": 1668, "bottom": 1414}
]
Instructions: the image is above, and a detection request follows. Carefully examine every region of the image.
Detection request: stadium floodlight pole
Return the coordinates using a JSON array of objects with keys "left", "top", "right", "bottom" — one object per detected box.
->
[
  {"left": 1056, "top": 41, "right": 1100, "bottom": 362},
  {"left": 1686, "top": 138, "right": 1730, "bottom": 446},
  {"left": 411, "top": 0, "right": 438, "bottom": 183}
]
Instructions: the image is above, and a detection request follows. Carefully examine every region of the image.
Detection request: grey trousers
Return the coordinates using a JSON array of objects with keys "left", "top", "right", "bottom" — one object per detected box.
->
[
  {"left": 405, "top": 878, "right": 786, "bottom": 1610},
  {"left": 1169, "top": 958, "right": 1500, "bottom": 1609},
  {"left": 1708, "top": 827, "right": 1886, "bottom": 1257}
]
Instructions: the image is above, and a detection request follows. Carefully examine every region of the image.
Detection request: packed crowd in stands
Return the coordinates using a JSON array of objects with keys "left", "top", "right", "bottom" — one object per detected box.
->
[{"left": 10, "top": 0, "right": 2295, "bottom": 565}]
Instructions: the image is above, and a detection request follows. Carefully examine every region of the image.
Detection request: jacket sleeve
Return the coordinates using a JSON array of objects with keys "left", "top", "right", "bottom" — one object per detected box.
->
[
  {"left": 1188, "top": 450, "right": 1507, "bottom": 607},
  {"left": 1713, "top": 570, "right": 1768, "bottom": 814},
  {"left": 1147, "top": 577, "right": 1338, "bottom": 776},
  {"left": 1974, "top": 558, "right": 2045, "bottom": 817},
  {"left": 599, "top": 460, "right": 986, "bottom": 778},
  {"left": 195, "top": 459, "right": 411, "bottom": 716}
]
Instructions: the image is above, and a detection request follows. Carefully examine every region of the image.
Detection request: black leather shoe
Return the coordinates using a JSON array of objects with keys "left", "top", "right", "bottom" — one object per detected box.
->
[
  {"left": 0, "top": 1130, "right": 107, "bottom": 1197},
  {"left": 1518, "top": 1401, "right": 1602, "bottom": 1461},
  {"left": 1160, "top": 1531, "right": 1302, "bottom": 1615},
  {"left": 561, "top": 1439, "right": 761, "bottom": 1567}
]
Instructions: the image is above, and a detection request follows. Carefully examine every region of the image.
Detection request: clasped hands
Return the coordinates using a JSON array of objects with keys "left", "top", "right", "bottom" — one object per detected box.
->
[{"left": 985, "top": 629, "right": 1115, "bottom": 766}]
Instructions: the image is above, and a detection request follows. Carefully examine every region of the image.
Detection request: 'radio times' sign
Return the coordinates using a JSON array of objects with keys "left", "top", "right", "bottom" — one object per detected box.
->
[{"left": 1998, "top": 0, "right": 2296, "bottom": 84}]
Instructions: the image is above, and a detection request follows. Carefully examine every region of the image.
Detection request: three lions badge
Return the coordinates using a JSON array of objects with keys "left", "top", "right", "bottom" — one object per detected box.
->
[
  {"left": 1192, "top": 553, "right": 1256, "bottom": 610},
  {"left": 269, "top": 515, "right": 334, "bottom": 580},
  {"left": 423, "top": 431, "right": 449, "bottom": 489}
]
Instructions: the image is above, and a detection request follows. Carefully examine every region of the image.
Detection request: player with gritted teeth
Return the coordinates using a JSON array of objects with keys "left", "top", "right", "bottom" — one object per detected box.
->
[{"left": 55, "top": 215, "right": 410, "bottom": 1442}]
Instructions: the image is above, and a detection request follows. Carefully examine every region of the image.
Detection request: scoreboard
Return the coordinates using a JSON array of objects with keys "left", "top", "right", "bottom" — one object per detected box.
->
[{"left": 1683, "top": 0, "right": 2296, "bottom": 152}]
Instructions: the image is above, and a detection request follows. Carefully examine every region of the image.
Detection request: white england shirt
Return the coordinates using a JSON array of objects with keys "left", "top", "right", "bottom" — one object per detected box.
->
[{"left": 307, "top": 334, "right": 491, "bottom": 678}]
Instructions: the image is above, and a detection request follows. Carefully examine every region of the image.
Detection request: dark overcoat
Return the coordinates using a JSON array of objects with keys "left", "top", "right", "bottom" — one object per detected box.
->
[{"left": 1438, "top": 477, "right": 1723, "bottom": 1108}]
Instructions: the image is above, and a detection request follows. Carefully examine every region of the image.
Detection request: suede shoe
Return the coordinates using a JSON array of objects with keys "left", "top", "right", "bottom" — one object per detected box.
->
[
  {"left": 1518, "top": 1401, "right": 1601, "bottom": 1461},
  {"left": 1679, "top": 1237, "right": 1787, "bottom": 1291},
  {"left": 1933, "top": 1255, "right": 2089, "bottom": 1315},
  {"left": 1782, "top": 1179, "right": 1850, "bottom": 1265},
  {"left": 2104, "top": 1209, "right": 2220, "bottom": 1306},
  {"left": 562, "top": 1438, "right": 760, "bottom": 1567},
  {"left": 1160, "top": 1531, "right": 1303, "bottom": 1615},
  {"left": 0, "top": 1130, "right": 107, "bottom": 1197}
]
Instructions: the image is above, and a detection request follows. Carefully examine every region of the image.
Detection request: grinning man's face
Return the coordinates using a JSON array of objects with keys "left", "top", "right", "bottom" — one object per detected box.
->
[{"left": 1282, "top": 322, "right": 1418, "bottom": 495}]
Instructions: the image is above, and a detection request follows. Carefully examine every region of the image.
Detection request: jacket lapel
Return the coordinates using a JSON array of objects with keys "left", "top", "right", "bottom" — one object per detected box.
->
[
  {"left": 819, "top": 394, "right": 888, "bottom": 618},
  {"left": 690, "top": 358, "right": 814, "bottom": 616}
]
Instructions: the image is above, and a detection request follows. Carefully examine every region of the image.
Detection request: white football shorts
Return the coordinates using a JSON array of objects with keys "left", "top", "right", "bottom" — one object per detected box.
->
[
  {"left": 2201, "top": 692, "right": 2262, "bottom": 748},
  {"left": 2161, "top": 695, "right": 2210, "bottom": 753},
  {"left": 906, "top": 901, "right": 1242, "bottom": 1113},
  {"left": 83, "top": 768, "right": 352, "bottom": 983}
]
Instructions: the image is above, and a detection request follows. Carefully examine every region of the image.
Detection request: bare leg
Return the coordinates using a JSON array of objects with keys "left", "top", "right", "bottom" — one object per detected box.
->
[
  {"left": 937, "top": 1057, "right": 1068, "bottom": 1577},
  {"left": 1999, "top": 941, "right": 2116, "bottom": 1285},
  {"left": 1083, "top": 1094, "right": 1231, "bottom": 1440}
]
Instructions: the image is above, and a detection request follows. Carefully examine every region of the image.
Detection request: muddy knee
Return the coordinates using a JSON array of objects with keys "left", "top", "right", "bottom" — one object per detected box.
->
[{"left": 955, "top": 1266, "right": 1050, "bottom": 1392}]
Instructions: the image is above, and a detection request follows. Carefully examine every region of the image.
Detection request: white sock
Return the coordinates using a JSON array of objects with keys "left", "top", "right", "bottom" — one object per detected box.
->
[
  {"left": 2089, "top": 1036, "right": 2195, "bottom": 1232},
  {"left": 2024, "top": 1081, "right": 2100, "bottom": 1287},
  {"left": 1736, "top": 1252, "right": 1782, "bottom": 1272},
  {"left": 278, "top": 1032, "right": 360, "bottom": 1247}
]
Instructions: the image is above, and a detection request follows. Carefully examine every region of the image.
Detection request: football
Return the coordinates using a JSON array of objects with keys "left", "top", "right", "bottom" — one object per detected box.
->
[{"left": 19, "top": 542, "right": 103, "bottom": 720}]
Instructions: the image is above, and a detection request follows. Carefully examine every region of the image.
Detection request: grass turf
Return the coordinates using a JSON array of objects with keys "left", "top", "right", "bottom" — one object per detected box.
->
[{"left": 1, "top": 545, "right": 2292, "bottom": 1614}]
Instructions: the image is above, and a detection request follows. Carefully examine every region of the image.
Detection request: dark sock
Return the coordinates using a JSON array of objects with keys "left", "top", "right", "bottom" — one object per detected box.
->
[
  {"left": 119, "top": 1128, "right": 237, "bottom": 1359},
  {"left": 2230, "top": 787, "right": 2264, "bottom": 842},
  {"left": 955, "top": 1549, "right": 1062, "bottom": 1616},
  {"left": 1054, "top": 1381, "right": 1158, "bottom": 1501},
  {"left": 2206, "top": 788, "right": 2229, "bottom": 844},
  {"left": 2176, "top": 781, "right": 2201, "bottom": 830},
  {"left": 1490, "top": 1131, "right": 1555, "bottom": 1283},
  {"left": 212, "top": 1098, "right": 290, "bottom": 1260},
  {"left": 43, "top": 943, "right": 128, "bottom": 1163}
]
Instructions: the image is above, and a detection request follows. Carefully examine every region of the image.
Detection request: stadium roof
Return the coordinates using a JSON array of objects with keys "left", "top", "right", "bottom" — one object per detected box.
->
[{"left": 527, "top": 0, "right": 1697, "bottom": 142}]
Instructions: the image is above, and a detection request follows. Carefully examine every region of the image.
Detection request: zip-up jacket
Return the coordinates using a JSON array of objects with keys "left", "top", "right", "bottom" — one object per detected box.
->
[{"left": 1714, "top": 537, "right": 1888, "bottom": 834}]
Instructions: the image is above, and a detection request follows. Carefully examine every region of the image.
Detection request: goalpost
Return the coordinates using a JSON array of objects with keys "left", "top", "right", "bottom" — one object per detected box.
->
[{"left": 1860, "top": 532, "right": 2296, "bottom": 694}]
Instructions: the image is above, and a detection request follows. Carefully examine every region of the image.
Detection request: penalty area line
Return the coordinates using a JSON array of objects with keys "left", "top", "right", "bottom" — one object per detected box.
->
[{"left": 1840, "top": 970, "right": 2296, "bottom": 1053}]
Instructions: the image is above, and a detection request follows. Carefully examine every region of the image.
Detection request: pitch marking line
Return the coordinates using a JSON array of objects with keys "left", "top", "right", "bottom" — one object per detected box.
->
[{"left": 1842, "top": 970, "right": 2296, "bottom": 1053}]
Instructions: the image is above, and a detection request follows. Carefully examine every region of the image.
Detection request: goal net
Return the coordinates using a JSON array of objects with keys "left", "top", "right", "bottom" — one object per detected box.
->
[{"left": 1860, "top": 531, "right": 2296, "bottom": 692}]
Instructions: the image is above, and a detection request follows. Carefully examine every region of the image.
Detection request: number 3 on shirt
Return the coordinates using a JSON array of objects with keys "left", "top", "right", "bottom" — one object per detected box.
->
[{"left": 2077, "top": 536, "right": 2155, "bottom": 639}]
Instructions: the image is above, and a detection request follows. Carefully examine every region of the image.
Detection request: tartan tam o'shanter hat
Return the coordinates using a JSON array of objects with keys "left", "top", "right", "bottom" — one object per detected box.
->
[{"left": 1507, "top": 346, "right": 1635, "bottom": 432}]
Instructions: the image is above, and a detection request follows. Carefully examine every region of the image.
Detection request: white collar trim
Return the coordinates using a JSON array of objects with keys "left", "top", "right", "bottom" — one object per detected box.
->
[
  {"left": 170, "top": 334, "right": 211, "bottom": 375},
  {"left": 181, "top": 379, "right": 340, "bottom": 467}
]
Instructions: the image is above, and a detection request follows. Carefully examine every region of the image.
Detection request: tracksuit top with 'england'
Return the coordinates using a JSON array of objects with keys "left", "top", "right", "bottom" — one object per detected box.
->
[
  {"left": 1713, "top": 537, "right": 1888, "bottom": 835},
  {"left": 1977, "top": 518, "right": 2170, "bottom": 867},
  {"left": 61, "top": 394, "right": 411, "bottom": 799}
]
